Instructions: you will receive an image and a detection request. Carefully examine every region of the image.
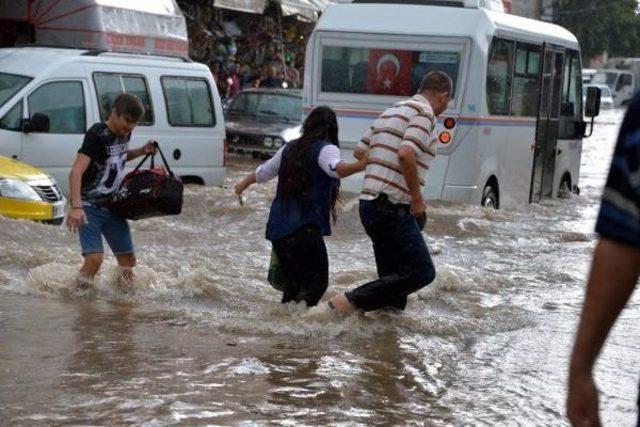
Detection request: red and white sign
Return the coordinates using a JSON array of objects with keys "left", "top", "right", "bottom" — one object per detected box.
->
[{"left": 366, "top": 49, "right": 413, "bottom": 96}]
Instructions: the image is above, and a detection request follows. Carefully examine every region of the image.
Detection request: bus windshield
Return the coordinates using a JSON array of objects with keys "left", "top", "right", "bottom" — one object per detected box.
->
[
  {"left": 320, "top": 46, "right": 460, "bottom": 97},
  {"left": 0, "top": 73, "right": 32, "bottom": 108}
]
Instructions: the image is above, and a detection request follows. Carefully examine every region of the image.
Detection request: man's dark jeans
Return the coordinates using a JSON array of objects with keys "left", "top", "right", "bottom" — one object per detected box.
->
[
  {"left": 345, "top": 195, "right": 436, "bottom": 311},
  {"left": 273, "top": 225, "right": 328, "bottom": 307}
]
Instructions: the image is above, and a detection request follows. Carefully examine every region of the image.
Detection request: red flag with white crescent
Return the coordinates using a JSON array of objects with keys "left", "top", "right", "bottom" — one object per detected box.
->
[{"left": 366, "top": 49, "right": 413, "bottom": 95}]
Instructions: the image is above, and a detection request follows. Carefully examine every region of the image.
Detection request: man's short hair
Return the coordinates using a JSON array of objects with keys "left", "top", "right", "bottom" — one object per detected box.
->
[
  {"left": 419, "top": 71, "right": 453, "bottom": 95},
  {"left": 111, "top": 93, "right": 144, "bottom": 121}
]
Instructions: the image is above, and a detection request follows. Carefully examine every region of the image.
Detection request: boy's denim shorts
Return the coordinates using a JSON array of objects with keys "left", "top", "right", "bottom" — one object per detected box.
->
[{"left": 79, "top": 205, "right": 134, "bottom": 256}]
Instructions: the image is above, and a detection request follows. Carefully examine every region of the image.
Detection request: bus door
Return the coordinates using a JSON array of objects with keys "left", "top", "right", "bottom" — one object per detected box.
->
[{"left": 530, "top": 44, "right": 565, "bottom": 202}]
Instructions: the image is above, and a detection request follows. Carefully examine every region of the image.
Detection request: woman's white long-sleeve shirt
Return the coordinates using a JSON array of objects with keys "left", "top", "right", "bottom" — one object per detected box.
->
[{"left": 255, "top": 144, "right": 343, "bottom": 183}]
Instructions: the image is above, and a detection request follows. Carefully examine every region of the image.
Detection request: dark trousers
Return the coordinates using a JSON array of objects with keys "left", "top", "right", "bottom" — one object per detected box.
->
[
  {"left": 345, "top": 195, "right": 435, "bottom": 311},
  {"left": 272, "top": 225, "right": 328, "bottom": 307}
]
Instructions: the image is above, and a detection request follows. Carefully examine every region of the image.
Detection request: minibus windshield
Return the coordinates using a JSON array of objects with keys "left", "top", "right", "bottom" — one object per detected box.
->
[{"left": 0, "top": 73, "right": 32, "bottom": 108}]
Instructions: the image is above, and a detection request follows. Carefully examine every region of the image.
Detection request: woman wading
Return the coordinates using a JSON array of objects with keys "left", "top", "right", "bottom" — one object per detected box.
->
[{"left": 234, "top": 106, "right": 368, "bottom": 306}]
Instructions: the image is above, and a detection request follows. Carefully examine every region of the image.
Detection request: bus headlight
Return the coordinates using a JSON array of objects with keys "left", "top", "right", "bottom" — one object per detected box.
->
[
  {"left": 274, "top": 137, "right": 284, "bottom": 148},
  {"left": 263, "top": 137, "right": 274, "bottom": 148},
  {"left": 0, "top": 179, "right": 42, "bottom": 201}
]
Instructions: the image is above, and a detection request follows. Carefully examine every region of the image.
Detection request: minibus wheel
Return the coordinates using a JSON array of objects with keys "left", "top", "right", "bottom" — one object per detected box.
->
[
  {"left": 558, "top": 174, "right": 572, "bottom": 199},
  {"left": 481, "top": 183, "right": 499, "bottom": 209}
]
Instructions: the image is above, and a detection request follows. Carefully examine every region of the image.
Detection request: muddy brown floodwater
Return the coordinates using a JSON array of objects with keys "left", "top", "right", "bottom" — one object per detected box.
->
[{"left": 1, "top": 109, "right": 638, "bottom": 426}]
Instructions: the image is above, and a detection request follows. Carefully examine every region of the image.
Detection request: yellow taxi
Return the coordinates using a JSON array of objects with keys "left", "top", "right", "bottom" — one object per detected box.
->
[{"left": 0, "top": 156, "right": 66, "bottom": 225}]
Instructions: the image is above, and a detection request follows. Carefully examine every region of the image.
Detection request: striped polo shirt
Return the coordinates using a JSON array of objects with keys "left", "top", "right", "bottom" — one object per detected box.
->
[
  {"left": 357, "top": 94, "right": 437, "bottom": 204},
  {"left": 595, "top": 91, "right": 640, "bottom": 248}
]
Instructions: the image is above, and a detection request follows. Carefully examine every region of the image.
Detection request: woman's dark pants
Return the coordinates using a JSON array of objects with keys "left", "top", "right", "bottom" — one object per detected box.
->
[
  {"left": 272, "top": 225, "right": 328, "bottom": 307},
  {"left": 345, "top": 195, "right": 436, "bottom": 311}
]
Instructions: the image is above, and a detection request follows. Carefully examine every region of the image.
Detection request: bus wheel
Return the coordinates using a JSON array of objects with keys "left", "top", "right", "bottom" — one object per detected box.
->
[
  {"left": 481, "top": 184, "right": 499, "bottom": 209},
  {"left": 559, "top": 175, "right": 572, "bottom": 199}
]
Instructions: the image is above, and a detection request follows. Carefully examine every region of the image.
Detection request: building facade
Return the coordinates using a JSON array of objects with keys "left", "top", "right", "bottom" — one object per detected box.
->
[{"left": 506, "top": 0, "right": 553, "bottom": 20}]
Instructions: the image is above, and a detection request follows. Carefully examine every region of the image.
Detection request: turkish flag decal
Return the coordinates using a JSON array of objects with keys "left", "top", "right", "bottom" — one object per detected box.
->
[{"left": 366, "top": 49, "right": 413, "bottom": 96}]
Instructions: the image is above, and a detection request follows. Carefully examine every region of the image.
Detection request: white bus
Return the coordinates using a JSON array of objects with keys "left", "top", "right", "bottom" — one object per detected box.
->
[{"left": 303, "top": 0, "right": 596, "bottom": 208}]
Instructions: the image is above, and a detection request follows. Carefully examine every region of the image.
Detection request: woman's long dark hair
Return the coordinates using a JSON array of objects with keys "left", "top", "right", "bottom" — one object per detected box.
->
[{"left": 279, "top": 105, "right": 341, "bottom": 221}]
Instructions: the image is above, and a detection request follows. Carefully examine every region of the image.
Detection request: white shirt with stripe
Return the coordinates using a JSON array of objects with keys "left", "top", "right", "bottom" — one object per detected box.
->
[
  {"left": 255, "top": 143, "right": 342, "bottom": 183},
  {"left": 358, "top": 94, "right": 437, "bottom": 204}
]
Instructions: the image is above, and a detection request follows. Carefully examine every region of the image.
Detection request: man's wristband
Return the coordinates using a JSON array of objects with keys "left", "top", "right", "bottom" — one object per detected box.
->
[{"left": 71, "top": 206, "right": 84, "bottom": 210}]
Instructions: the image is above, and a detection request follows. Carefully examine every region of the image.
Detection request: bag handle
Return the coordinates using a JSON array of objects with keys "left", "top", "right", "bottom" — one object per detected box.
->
[
  {"left": 153, "top": 142, "right": 176, "bottom": 177},
  {"left": 131, "top": 141, "right": 175, "bottom": 176},
  {"left": 132, "top": 151, "right": 154, "bottom": 173}
]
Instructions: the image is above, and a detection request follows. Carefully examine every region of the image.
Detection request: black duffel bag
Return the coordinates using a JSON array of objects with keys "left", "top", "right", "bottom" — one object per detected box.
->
[{"left": 109, "top": 143, "right": 183, "bottom": 220}]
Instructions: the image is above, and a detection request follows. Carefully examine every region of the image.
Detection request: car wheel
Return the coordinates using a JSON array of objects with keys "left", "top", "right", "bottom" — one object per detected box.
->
[{"left": 481, "top": 185, "right": 499, "bottom": 209}]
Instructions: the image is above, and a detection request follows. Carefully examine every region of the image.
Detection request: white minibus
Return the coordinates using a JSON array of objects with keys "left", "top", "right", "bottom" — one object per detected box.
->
[
  {"left": 0, "top": 47, "right": 226, "bottom": 192},
  {"left": 303, "top": 0, "right": 596, "bottom": 208}
]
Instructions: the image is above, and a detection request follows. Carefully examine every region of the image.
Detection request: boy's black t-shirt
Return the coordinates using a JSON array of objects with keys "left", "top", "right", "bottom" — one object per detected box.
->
[{"left": 78, "top": 123, "right": 130, "bottom": 207}]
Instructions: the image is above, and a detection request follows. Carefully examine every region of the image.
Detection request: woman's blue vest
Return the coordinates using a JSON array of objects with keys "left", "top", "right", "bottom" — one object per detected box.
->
[{"left": 265, "top": 140, "right": 337, "bottom": 242}]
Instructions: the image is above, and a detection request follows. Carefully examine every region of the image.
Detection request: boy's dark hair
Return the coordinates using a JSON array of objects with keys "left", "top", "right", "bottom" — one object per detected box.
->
[
  {"left": 419, "top": 71, "right": 453, "bottom": 95},
  {"left": 112, "top": 93, "right": 144, "bottom": 121}
]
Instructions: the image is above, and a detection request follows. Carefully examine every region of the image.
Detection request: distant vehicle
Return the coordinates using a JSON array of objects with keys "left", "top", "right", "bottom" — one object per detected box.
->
[
  {"left": 304, "top": 0, "right": 599, "bottom": 208},
  {"left": 590, "top": 57, "right": 640, "bottom": 107},
  {"left": 0, "top": 155, "right": 65, "bottom": 224},
  {"left": 225, "top": 88, "right": 302, "bottom": 157},
  {"left": 583, "top": 84, "right": 613, "bottom": 109},
  {"left": 582, "top": 68, "right": 596, "bottom": 84},
  {"left": 0, "top": 47, "right": 226, "bottom": 192}
]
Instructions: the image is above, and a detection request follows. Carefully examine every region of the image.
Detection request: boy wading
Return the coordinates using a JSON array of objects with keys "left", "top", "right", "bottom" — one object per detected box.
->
[
  {"left": 66, "top": 93, "right": 157, "bottom": 292},
  {"left": 330, "top": 71, "right": 453, "bottom": 314}
]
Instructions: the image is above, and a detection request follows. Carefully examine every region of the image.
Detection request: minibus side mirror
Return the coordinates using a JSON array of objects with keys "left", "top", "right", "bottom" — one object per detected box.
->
[
  {"left": 583, "top": 87, "right": 601, "bottom": 138},
  {"left": 585, "top": 87, "right": 601, "bottom": 118},
  {"left": 22, "top": 113, "right": 50, "bottom": 133}
]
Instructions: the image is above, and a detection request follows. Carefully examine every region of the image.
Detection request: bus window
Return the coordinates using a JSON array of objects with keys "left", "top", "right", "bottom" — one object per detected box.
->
[
  {"left": 559, "top": 50, "right": 582, "bottom": 138},
  {"left": 486, "top": 39, "right": 514, "bottom": 115},
  {"left": 550, "top": 53, "right": 564, "bottom": 118},
  {"left": 320, "top": 46, "right": 460, "bottom": 97},
  {"left": 512, "top": 43, "right": 541, "bottom": 117}
]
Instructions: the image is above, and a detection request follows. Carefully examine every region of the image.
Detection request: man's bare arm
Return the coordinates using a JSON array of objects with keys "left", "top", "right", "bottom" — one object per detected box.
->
[{"left": 569, "top": 238, "right": 640, "bottom": 377}]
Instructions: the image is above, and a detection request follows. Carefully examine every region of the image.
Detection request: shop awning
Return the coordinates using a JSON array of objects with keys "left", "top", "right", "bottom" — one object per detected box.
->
[
  {"left": 1, "top": 0, "right": 189, "bottom": 57},
  {"left": 278, "top": 0, "right": 330, "bottom": 21},
  {"left": 214, "top": 0, "right": 269, "bottom": 14}
]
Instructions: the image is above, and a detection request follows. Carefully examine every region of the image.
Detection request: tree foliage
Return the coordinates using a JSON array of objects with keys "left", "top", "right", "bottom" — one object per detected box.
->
[{"left": 554, "top": 0, "right": 640, "bottom": 60}]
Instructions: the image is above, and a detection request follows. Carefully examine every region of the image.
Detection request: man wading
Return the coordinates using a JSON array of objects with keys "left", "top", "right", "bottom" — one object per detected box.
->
[{"left": 330, "top": 71, "right": 452, "bottom": 314}]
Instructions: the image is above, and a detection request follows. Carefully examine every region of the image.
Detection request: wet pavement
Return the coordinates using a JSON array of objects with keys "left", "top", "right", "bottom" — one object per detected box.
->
[{"left": 1, "top": 108, "right": 638, "bottom": 426}]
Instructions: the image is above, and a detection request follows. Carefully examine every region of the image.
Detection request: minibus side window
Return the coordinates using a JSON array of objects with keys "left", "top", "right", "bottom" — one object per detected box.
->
[
  {"left": 161, "top": 77, "right": 215, "bottom": 127},
  {"left": 559, "top": 50, "right": 582, "bottom": 138},
  {"left": 0, "top": 101, "right": 22, "bottom": 131},
  {"left": 93, "top": 73, "right": 154, "bottom": 125},
  {"left": 486, "top": 39, "right": 514, "bottom": 115},
  {"left": 28, "top": 81, "right": 86, "bottom": 134},
  {"left": 512, "top": 43, "right": 541, "bottom": 117}
]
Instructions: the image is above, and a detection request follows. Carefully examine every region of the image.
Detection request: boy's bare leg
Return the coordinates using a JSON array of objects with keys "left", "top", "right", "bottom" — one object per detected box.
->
[
  {"left": 115, "top": 253, "right": 136, "bottom": 293},
  {"left": 74, "top": 253, "right": 103, "bottom": 290}
]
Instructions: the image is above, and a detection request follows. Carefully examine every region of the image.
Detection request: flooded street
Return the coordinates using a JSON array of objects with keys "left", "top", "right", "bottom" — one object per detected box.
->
[{"left": 1, "top": 109, "right": 639, "bottom": 425}]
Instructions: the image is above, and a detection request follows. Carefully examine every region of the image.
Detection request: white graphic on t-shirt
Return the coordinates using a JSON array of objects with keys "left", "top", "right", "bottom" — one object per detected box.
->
[{"left": 95, "top": 145, "right": 127, "bottom": 195}]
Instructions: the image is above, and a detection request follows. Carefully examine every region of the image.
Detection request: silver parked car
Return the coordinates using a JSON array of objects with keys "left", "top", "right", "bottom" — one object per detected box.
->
[{"left": 224, "top": 89, "right": 302, "bottom": 158}]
